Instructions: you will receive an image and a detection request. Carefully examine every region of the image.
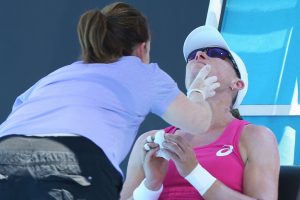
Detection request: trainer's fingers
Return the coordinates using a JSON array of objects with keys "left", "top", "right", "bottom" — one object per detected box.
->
[
  {"left": 209, "top": 82, "right": 221, "bottom": 90},
  {"left": 206, "top": 90, "right": 216, "bottom": 98},
  {"left": 204, "top": 76, "right": 218, "bottom": 85},
  {"left": 195, "top": 64, "right": 211, "bottom": 80}
]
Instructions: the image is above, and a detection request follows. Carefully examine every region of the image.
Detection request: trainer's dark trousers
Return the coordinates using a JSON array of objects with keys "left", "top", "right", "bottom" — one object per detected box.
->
[{"left": 0, "top": 135, "right": 122, "bottom": 200}]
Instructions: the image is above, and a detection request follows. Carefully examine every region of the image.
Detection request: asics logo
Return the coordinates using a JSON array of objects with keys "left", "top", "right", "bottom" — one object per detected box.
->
[{"left": 216, "top": 145, "right": 233, "bottom": 156}]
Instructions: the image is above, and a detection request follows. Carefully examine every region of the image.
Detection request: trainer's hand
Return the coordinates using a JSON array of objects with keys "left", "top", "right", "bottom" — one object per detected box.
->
[{"left": 187, "top": 65, "right": 220, "bottom": 100}]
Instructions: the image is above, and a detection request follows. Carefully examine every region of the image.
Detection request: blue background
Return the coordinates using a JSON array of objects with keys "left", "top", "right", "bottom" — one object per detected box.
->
[{"left": 221, "top": 0, "right": 300, "bottom": 165}]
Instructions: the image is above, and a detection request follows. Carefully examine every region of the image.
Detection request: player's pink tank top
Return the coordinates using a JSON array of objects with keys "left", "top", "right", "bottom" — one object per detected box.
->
[{"left": 159, "top": 119, "right": 249, "bottom": 200}]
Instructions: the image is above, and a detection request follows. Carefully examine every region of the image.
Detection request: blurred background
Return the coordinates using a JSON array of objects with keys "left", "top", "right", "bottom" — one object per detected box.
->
[{"left": 220, "top": 0, "right": 300, "bottom": 166}]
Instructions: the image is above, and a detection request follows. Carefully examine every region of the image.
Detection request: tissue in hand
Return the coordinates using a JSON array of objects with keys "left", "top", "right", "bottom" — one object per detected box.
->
[{"left": 154, "top": 130, "right": 170, "bottom": 160}]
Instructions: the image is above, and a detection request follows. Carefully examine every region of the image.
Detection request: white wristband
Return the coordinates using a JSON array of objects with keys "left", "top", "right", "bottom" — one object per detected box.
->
[
  {"left": 184, "top": 164, "right": 216, "bottom": 196},
  {"left": 187, "top": 89, "right": 205, "bottom": 100},
  {"left": 133, "top": 178, "right": 163, "bottom": 200}
]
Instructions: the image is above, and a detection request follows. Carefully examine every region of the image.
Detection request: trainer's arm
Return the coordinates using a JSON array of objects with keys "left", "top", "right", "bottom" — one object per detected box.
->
[{"left": 162, "top": 91, "right": 212, "bottom": 134}]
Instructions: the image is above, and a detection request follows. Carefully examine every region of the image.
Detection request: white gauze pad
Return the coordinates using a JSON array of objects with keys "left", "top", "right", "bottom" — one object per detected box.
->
[{"left": 154, "top": 130, "right": 170, "bottom": 160}]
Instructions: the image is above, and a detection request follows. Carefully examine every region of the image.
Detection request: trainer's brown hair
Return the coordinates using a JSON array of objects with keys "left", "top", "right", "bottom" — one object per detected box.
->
[{"left": 77, "top": 2, "right": 150, "bottom": 63}]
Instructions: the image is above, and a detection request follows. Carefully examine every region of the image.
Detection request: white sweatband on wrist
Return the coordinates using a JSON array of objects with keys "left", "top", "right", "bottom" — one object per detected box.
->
[
  {"left": 133, "top": 178, "right": 163, "bottom": 200},
  {"left": 187, "top": 89, "right": 205, "bottom": 100},
  {"left": 184, "top": 164, "right": 216, "bottom": 196}
]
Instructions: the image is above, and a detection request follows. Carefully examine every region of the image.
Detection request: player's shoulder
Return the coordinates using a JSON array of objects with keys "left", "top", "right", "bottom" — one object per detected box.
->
[{"left": 242, "top": 123, "right": 277, "bottom": 148}]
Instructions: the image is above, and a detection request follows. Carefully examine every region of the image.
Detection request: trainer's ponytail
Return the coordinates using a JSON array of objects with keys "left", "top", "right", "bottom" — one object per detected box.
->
[{"left": 77, "top": 2, "right": 150, "bottom": 63}]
